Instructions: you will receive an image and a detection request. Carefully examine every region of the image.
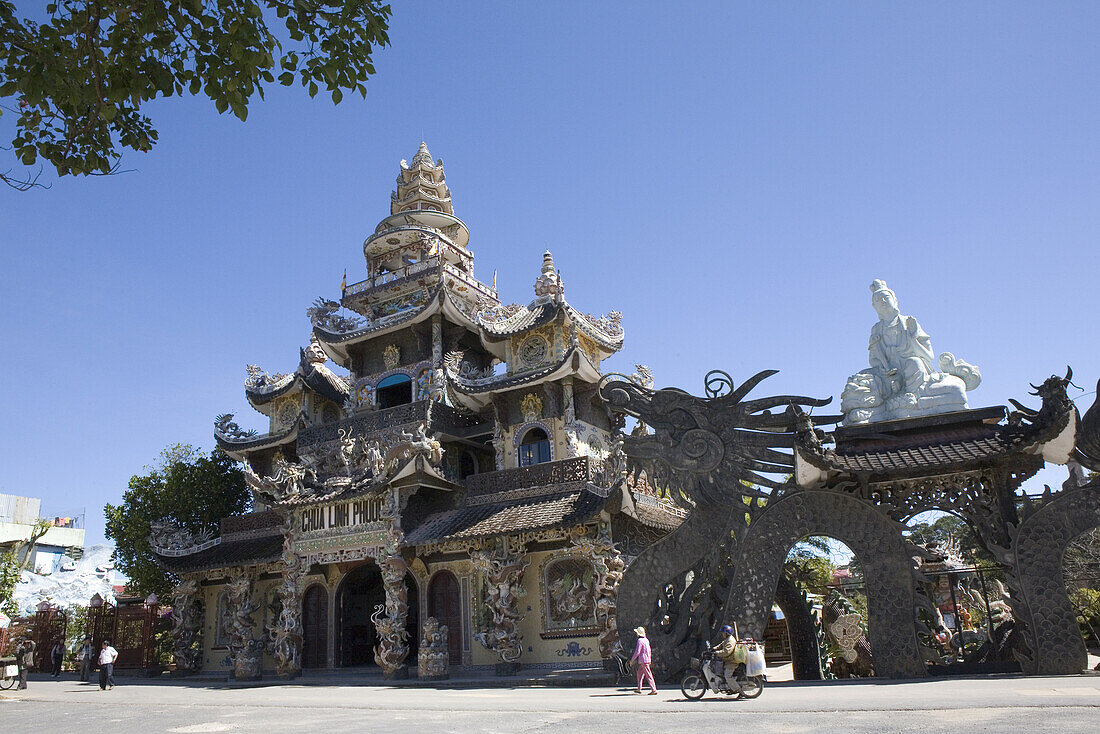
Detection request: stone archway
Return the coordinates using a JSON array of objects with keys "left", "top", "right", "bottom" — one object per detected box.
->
[
  {"left": 724, "top": 489, "right": 926, "bottom": 679},
  {"left": 1011, "top": 484, "right": 1100, "bottom": 675}
]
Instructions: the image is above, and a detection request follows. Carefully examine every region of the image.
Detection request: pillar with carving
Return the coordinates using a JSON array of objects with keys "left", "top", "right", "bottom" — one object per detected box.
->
[
  {"left": 271, "top": 535, "right": 305, "bottom": 679},
  {"left": 431, "top": 314, "right": 444, "bottom": 401},
  {"left": 372, "top": 555, "right": 411, "bottom": 678},
  {"left": 471, "top": 538, "right": 529, "bottom": 674},
  {"left": 224, "top": 570, "right": 262, "bottom": 681},
  {"left": 169, "top": 577, "right": 203, "bottom": 675}
]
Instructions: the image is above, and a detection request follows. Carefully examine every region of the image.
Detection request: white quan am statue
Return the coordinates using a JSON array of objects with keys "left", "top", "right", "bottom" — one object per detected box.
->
[{"left": 841, "top": 280, "right": 981, "bottom": 425}]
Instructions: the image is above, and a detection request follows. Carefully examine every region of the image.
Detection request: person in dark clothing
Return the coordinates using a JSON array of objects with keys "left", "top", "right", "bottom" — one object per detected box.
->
[
  {"left": 15, "top": 638, "right": 35, "bottom": 690},
  {"left": 77, "top": 635, "right": 94, "bottom": 682},
  {"left": 50, "top": 641, "right": 64, "bottom": 677}
]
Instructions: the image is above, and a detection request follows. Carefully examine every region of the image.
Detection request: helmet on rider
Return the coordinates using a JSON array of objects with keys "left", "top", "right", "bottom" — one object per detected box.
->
[{"left": 720, "top": 625, "right": 734, "bottom": 636}]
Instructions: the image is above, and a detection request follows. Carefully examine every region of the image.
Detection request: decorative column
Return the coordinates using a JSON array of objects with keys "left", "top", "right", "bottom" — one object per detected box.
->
[
  {"left": 372, "top": 555, "right": 411, "bottom": 678},
  {"left": 573, "top": 525, "right": 625, "bottom": 659},
  {"left": 224, "top": 570, "right": 262, "bottom": 681},
  {"left": 491, "top": 401, "right": 506, "bottom": 470},
  {"left": 471, "top": 538, "right": 529, "bottom": 674},
  {"left": 270, "top": 522, "right": 305, "bottom": 679},
  {"left": 562, "top": 376, "right": 580, "bottom": 457},
  {"left": 169, "top": 577, "right": 203, "bottom": 676},
  {"left": 431, "top": 314, "right": 445, "bottom": 401}
]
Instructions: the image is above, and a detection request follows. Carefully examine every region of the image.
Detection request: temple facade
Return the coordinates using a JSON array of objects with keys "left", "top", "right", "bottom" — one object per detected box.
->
[{"left": 153, "top": 143, "right": 682, "bottom": 679}]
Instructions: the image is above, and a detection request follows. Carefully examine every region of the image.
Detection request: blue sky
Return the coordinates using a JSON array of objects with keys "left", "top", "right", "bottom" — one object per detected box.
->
[{"left": 2, "top": 2, "right": 1098, "bottom": 548}]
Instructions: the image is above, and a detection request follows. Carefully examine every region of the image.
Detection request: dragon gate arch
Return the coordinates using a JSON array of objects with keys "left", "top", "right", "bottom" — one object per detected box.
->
[
  {"left": 599, "top": 368, "right": 1100, "bottom": 681},
  {"left": 1012, "top": 487, "right": 1100, "bottom": 674},
  {"left": 722, "top": 490, "right": 925, "bottom": 679}
]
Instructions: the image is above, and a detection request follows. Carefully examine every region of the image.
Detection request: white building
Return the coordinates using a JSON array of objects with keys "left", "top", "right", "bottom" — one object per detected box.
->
[{"left": 0, "top": 493, "right": 85, "bottom": 574}]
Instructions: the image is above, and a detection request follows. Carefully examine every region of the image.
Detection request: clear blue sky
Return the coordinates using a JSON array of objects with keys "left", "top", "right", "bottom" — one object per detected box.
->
[{"left": 2, "top": 2, "right": 1098, "bottom": 548}]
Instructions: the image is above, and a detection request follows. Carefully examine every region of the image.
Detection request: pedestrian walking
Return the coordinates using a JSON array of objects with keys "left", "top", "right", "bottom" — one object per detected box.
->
[
  {"left": 98, "top": 639, "right": 118, "bottom": 690},
  {"left": 77, "top": 635, "right": 94, "bottom": 682},
  {"left": 629, "top": 626, "right": 658, "bottom": 695},
  {"left": 15, "top": 637, "right": 35, "bottom": 690},
  {"left": 50, "top": 640, "right": 64, "bottom": 677}
]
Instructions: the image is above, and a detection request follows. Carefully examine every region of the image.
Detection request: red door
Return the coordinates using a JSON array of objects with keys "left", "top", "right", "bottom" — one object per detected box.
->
[
  {"left": 427, "top": 571, "right": 462, "bottom": 665},
  {"left": 302, "top": 585, "right": 328, "bottom": 669}
]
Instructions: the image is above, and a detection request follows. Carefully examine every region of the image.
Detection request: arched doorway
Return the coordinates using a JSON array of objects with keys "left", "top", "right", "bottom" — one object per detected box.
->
[
  {"left": 428, "top": 570, "right": 463, "bottom": 665},
  {"left": 336, "top": 564, "right": 385, "bottom": 667},
  {"left": 301, "top": 584, "right": 328, "bottom": 669}
]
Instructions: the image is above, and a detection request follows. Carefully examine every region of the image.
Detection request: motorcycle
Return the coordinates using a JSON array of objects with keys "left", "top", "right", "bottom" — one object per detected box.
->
[{"left": 680, "top": 640, "right": 766, "bottom": 700}]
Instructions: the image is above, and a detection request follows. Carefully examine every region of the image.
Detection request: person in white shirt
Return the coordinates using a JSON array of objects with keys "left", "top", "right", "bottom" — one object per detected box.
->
[{"left": 98, "top": 640, "right": 118, "bottom": 690}]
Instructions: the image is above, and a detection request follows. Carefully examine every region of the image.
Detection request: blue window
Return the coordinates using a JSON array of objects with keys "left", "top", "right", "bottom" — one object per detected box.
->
[{"left": 518, "top": 428, "right": 551, "bottom": 467}]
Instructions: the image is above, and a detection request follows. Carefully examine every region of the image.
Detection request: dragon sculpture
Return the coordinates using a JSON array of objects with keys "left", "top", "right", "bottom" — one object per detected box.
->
[
  {"left": 372, "top": 555, "right": 411, "bottom": 677},
  {"left": 224, "top": 573, "right": 263, "bottom": 680},
  {"left": 307, "top": 297, "right": 364, "bottom": 333},
  {"left": 169, "top": 578, "right": 203, "bottom": 673},
  {"left": 598, "top": 368, "right": 839, "bottom": 679},
  {"left": 471, "top": 544, "right": 530, "bottom": 666}
]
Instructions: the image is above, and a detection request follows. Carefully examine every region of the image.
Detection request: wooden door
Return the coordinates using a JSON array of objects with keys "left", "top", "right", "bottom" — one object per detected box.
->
[
  {"left": 302, "top": 585, "right": 328, "bottom": 669},
  {"left": 428, "top": 571, "right": 462, "bottom": 665}
]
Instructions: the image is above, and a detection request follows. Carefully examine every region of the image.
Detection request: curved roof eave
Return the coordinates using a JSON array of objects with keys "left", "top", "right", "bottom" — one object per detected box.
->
[
  {"left": 447, "top": 347, "right": 603, "bottom": 411},
  {"left": 246, "top": 375, "right": 303, "bottom": 410},
  {"left": 215, "top": 425, "right": 297, "bottom": 460},
  {"left": 312, "top": 285, "right": 446, "bottom": 363}
]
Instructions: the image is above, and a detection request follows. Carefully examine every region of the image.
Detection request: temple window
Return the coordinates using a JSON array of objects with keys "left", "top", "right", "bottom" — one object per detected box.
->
[
  {"left": 214, "top": 591, "right": 230, "bottom": 647},
  {"left": 376, "top": 373, "right": 413, "bottom": 408},
  {"left": 518, "top": 427, "right": 552, "bottom": 467},
  {"left": 543, "top": 557, "right": 596, "bottom": 632}
]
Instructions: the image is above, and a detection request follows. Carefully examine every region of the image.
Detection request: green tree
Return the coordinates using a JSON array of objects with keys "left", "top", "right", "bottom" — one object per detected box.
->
[
  {"left": 0, "top": 1, "right": 391, "bottom": 188},
  {"left": 104, "top": 444, "right": 250, "bottom": 600},
  {"left": 905, "top": 513, "right": 994, "bottom": 566}
]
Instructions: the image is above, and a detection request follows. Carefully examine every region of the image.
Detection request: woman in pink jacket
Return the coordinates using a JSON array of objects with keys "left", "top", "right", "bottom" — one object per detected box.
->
[{"left": 629, "top": 626, "right": 658, "bottom": 694}]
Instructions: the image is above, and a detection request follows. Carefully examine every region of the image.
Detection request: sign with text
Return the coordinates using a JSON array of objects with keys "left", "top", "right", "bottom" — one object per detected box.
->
[{"left": 298, "top": 497, "right": 386, "bottom": 533}]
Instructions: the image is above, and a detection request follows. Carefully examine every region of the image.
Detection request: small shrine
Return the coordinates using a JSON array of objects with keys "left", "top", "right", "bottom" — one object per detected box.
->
[{"left": 153, "top": 144, "right": 682, "bottom": 679}]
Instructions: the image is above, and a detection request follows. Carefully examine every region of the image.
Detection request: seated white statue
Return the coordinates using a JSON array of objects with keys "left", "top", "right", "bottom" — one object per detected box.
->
[{"left": 841, "top": 280, "right": 981, "bottom": 425}]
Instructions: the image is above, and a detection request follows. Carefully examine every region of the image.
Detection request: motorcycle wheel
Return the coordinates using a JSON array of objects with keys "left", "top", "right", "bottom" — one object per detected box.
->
[
  {"left": 0, "top": 674, "right": 15, "bottom": 690},
  {"left": 739, "top": 675, "right": 765, "bottom": 699},
  {"left": 680, "top": 670, "right": 707, "bottom": 700}
]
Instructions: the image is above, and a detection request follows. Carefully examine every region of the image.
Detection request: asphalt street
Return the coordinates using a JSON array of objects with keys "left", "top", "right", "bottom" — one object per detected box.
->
[{"left": 2, "top": 673, "right": 1098, "bottom": 733}]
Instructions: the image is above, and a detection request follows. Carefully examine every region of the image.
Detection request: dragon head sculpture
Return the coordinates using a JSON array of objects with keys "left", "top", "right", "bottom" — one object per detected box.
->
[{"left": 598, "top": 369, "right": 839, "bottom": 506}]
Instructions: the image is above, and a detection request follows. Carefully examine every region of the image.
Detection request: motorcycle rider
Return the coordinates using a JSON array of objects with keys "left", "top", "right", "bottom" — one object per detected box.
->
[{"left": 712, "top": 625, "right": 742, "bottom": 692}]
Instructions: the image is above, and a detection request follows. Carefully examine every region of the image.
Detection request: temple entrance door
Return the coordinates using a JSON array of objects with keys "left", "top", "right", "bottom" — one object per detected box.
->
[
  {"left": 336, "top": 564, "right": 385, "bottom": 667},
  {"left": 405, "top": 574, "right": 420, "bottom": 662},
  {"left": 428, "top": 571, "right": 462, "bottom": 665},
  {"left": 302, "top": 585, "right": 328, "bottom": 669}
]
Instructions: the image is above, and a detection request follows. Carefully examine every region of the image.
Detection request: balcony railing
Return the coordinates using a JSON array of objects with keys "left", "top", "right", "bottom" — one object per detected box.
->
[
  {"left": 465, "top": 456, "right": 597, "bottom": 496},
  {"left": 344, "top": 259, "right": 439, "bottom": 297}
]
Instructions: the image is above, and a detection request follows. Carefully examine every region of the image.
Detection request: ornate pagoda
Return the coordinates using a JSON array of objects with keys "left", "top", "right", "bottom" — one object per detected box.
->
[{"left": 153, "top": 143, "right": 682, "bottom": 680}]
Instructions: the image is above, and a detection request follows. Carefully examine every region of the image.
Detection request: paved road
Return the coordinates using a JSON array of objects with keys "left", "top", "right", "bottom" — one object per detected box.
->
[{"left": 3, "top": 673, "right": 1099, "bottom": 733}]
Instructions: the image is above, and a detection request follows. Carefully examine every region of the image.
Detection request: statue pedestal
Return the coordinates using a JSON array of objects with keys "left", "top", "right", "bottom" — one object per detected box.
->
[{"left": 494, "top": 661, "right": 521, "bottom": 676}]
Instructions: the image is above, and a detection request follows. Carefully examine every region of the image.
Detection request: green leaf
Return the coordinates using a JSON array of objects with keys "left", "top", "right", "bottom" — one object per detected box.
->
[
  {"left": 331, "top": 88, "right": 342, "bottom": 104},
  {"left": 101, "top": 105, "right": 117, "bottom": 121}
]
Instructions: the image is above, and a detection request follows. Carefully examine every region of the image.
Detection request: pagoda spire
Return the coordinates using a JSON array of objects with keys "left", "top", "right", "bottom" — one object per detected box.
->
[
  {"left": 392, "top": 141, "right": 453, "bottom": 215},
  {"left": 533, "top": 250, "right": 565, "bottom": 302}
]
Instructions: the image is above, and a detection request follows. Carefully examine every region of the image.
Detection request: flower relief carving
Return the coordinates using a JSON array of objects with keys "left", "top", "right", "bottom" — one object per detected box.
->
[
  {"left": 383, "top": 344, "right": 401, "bottom": 370},
  {"left": 521, "top": 393, "right": 543, "bottom": 423},
  {"left": 275, "top": 399, "right": 299, "bottom": 430},
  {"left": 519, "top": 335, "right": 549, "bottom": 368}
]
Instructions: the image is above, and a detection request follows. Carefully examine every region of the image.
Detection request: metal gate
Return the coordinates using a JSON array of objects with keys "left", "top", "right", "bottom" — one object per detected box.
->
[
  {"left": 85, "top": 593, "right": 160, "bottom": 669},
  {"left": 33, "top": 602, "right": 67, "bottom": 672}
]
